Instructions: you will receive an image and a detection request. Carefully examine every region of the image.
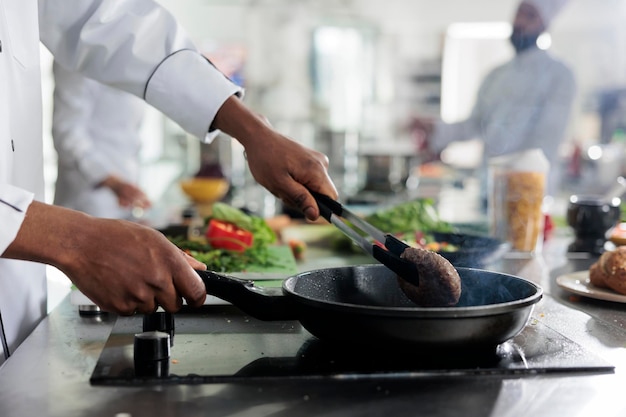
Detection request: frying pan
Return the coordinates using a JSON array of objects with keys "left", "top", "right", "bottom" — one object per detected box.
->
[{"left": 196, "top": 265, "right": 542, "bottom": 350}]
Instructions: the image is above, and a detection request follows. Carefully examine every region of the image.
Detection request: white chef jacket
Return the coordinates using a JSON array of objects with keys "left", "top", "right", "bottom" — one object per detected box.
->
[
  {"left": 0, "top": 0, "right": 241, "bottom": 364},
  {"left": 52, "top": 62, "right": 146, "bottom": 219},
  {"left": 430, "top": 47, "right": 576, "bottom": 195}
]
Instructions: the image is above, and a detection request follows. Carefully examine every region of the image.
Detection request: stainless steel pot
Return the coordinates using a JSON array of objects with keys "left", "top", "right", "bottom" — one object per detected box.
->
[{"left": 197, "top": 265, "right": 542, "bottom": 350}]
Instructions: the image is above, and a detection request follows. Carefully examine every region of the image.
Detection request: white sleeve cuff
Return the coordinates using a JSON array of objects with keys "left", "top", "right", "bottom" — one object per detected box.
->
[
  {"left": 0, "top": 184, "right": 34, "bottom": 255},
  {"left": 144, "top": 50, "right": 243, "bottom": 141}
]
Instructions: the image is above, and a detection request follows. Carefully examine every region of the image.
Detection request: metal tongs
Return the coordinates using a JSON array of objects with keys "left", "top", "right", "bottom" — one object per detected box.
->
[{"left": 312, "top": 192, "right": 419, "bottom": 286}]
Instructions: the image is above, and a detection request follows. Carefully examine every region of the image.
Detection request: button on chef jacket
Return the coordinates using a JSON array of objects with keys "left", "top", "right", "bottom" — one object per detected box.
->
[
  {"left": 0, "top": 0, "right": 242, "bottom": 364},
  {"left": 52, "top": 62, "right": 148, "bottom": 219}
]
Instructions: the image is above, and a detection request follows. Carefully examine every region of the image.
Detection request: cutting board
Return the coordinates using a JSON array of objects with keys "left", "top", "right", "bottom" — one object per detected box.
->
[{"left": 228, "top": 245, "right": 298, "bottom": 279}]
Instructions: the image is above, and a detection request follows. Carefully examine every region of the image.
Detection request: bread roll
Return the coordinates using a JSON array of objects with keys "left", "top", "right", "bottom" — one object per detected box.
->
[{"left": 589, "top": 246, "right": 626, "bottom": 295}]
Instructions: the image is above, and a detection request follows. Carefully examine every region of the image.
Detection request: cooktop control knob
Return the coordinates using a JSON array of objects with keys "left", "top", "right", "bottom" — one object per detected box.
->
[
  {"left": 142, "top": 312, "right": 175, "bottom": 346},
  {"left": 133, "top": 331, "right": 170, "bottom": 378}
]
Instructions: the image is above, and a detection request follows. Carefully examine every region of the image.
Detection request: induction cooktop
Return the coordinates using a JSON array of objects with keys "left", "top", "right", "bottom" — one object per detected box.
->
[{"left": 90, "top": 306, "right": 614, "bottom": 386}]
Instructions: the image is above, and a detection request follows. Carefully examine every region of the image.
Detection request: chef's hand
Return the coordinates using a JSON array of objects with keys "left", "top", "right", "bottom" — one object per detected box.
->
[
  {"left": 100, "top": 175, "right": 152, "bottom": 210},
  {"left": 244, "top": 135, "right": 336, "bottom": 220},
  {"left": 212, "top": 96, "right": 338, "bottom": 221},
  {"left": 3, "top": 201, "right": 207, "bottom": 315}
]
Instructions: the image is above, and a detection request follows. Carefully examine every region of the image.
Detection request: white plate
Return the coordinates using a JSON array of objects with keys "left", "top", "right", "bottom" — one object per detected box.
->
[{"left": 556, "top": 270, "right": 626, "bottom": 303}]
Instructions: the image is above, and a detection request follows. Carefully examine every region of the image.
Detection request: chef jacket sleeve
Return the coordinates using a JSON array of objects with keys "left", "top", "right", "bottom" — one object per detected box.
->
[
  {"left": 0, "top": 185, "right": 34, "bottom": 255},
  {"left": 428, "top": 82, "right": 487, "bottom": 153},
  {"left": 37, "top": 0, "right": 242, "bottom": 142},
  {"left": 429, "top": 117, "right": 482, "bottom": 154},
  {"left": 428, "top": 60, "right": 512, "bottom": 154},
  {"left": 51, "top": 63, "right": 111, "bottom": 186}
]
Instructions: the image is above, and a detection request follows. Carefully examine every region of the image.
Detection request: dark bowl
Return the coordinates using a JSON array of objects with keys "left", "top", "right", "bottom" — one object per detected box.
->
[
  {"left": 432, "top": 231, "right": 511, "bottom": 268},
  {"left": 566, "top": 195, "right": 621, "bottom": 235},
  {"left": 566, "top": 195, "right": 621, "bottom": 253}
]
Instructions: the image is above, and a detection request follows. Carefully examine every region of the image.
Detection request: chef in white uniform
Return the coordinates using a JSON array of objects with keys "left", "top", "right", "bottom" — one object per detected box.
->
[
  {"left": 52, "top": 61, "right": 152, "bottom": 219},
  {"left": 0, "top": 0, "right": 336, "bottom": 365},
  {"left": 412, "top": 0, "right": 576, "bottom": 196}
]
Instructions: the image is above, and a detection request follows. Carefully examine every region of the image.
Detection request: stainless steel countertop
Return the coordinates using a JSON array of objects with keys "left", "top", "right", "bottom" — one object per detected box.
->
[{"left": 1, "top": 231, "right": 626, "bottom": 417}]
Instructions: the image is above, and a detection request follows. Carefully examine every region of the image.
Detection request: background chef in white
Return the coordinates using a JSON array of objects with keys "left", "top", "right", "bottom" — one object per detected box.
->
[
  {"left": 411, "top": 0, "right": 576, "bottom": 198},
  {"left": 52, "top": 61, "right": 152, "bottom": 219},
  {"left": 0, "top": 0, "right": 336, "bottom": 365}
]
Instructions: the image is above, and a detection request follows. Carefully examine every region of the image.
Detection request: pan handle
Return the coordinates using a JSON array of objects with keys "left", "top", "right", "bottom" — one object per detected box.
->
[{"left": 196, "top": 270, "right": 299, "bottom": 321}]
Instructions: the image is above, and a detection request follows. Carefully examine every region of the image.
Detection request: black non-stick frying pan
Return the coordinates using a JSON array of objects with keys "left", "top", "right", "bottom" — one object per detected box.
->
[{"left": 196, "top": 265, "right": 542, "bottom": 350}]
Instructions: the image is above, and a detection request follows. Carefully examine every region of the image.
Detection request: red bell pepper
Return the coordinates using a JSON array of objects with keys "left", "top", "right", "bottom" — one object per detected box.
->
[{"left": 206, "top": 219, "right": 254, "bottom": 252}]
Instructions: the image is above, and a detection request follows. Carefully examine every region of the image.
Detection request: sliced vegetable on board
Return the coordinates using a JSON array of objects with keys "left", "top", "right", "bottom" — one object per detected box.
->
[
  {"left": 206, "top": 219, "right": 254, "bottom": 252},
  {"left": 166, "top": 203, "right": 284, "bottom": 273}
]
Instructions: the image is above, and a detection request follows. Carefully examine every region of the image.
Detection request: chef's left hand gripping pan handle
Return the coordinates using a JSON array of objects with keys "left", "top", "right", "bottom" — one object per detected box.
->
[{"left": 196, "top": 270, "right": 299, "bottom": 321}]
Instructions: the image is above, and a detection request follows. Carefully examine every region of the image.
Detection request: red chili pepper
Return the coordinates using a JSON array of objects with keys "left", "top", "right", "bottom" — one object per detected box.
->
[{"left": 205, "top": 219, "right": 254, "bottom": 252}]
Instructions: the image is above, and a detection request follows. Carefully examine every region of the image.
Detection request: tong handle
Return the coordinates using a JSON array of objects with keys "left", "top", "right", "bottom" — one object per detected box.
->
[{"left": 311, "top": 191, "right": 343, "bottom": 222}]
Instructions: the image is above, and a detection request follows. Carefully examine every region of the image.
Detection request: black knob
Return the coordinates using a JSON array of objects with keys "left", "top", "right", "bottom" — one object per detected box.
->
[
  {"left": 134, "top": 330, "right": 170, "bottom": 360},
  {"left": 143, "top": 312, "right": 175, "bottom": 346},
  {"left": 133, "top": 331, "right": 170, "bottom": 378}
]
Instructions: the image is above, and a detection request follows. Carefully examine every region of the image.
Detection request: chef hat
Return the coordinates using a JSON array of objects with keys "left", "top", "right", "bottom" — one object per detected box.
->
[{"left": 522, "top": 0, "right": 569, "bottom": 26}]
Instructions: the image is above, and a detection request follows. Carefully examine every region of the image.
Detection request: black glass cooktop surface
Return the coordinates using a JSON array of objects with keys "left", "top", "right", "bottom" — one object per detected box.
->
[{"left": 90, "top": 306, "right": 613, "bottom": 386}]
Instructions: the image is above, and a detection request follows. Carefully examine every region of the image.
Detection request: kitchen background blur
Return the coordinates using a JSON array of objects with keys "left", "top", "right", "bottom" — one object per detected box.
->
[{"left": 39, "top": 0, "right": 626, "bottom": 305}]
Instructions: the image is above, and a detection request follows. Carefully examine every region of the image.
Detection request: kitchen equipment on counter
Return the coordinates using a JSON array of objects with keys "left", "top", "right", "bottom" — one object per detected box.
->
[
  {"left": 196, "top": 264, "right": 541, "bottom": 349},
  {"left": 90, "top": 294, "right": 612, "bottom": 386},
  {"left": 179, "top": 178, "right": 229, "bottom": 203},
  {"left": 489, "top": 149, "right": 549, "bottom": 254},
  {"left": 567, "top": 194, "right": 621, "bottom": 254},
  {"left": 179, "top": 177, "right": 229, "bottom": 218},
  {"left": 360, "top": 153, "right": 412, "bottom": 193},
  {"left": 430, "top": 231, "right": 511, "bottom": 267}
]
